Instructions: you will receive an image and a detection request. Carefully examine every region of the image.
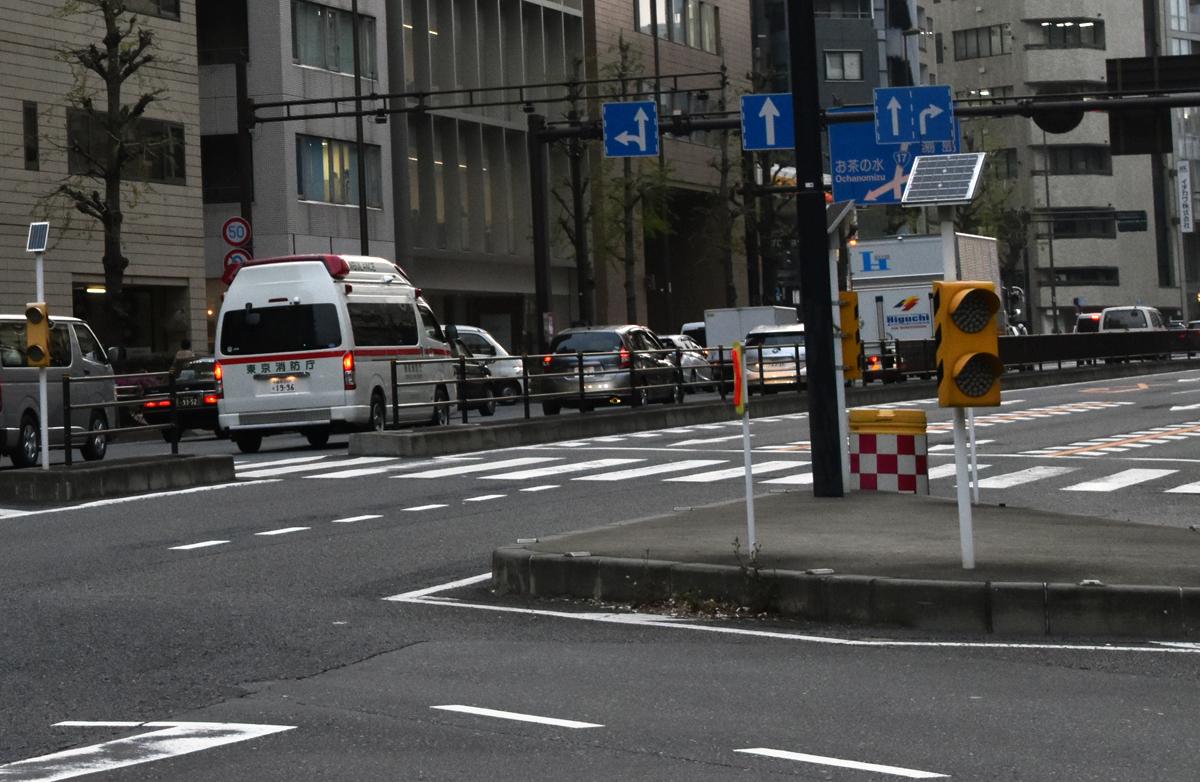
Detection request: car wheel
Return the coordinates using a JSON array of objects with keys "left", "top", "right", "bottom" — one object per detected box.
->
[
  {"left": 430, "top": 386, "right": 450, "bottom": 426},
  {"left": 477, "top": 386, "right": 496, "bottom": 417},
  {"left": 369, "top": 392, "right": 386, "bottom": 432},
  {"left": 542, "top": 401, "right": 561, "bottom": 416},
  {"left": 305, "top": 428, "right": 331, "bottom": 447},
  {"left": 81, "top": 412, "right": 109, "bottom": 461},
  {"left": 498, "top": 380, "right": 521, "bottom": 406},
  {"left": 11, "top": 414, "right": 39, "bottom": 468},
  {"left": 233, "top": 432, "right": 262, "bottom": 454}
]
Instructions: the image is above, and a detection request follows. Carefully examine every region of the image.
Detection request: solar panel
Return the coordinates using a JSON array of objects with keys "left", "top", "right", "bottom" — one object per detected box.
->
[
  {"left": 26, "top": 222, "right": 49, "bottom": 253},
  {"left": 901, "top": 153, "right": 987, "bottom": 206}
]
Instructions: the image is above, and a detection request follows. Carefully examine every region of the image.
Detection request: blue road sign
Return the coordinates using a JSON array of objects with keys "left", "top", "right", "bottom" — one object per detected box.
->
[
  {"left": 830, "top": 109, "right": 960, "bottom": 207},
  {"left": 874, "top": 85, "right": 954, "bottom": 145},
  {"left": 740, "top": 93, "right": 795, "bottom": 151},
  {"left": 602, "top": 100, "right": 659, "bottom": 158}
]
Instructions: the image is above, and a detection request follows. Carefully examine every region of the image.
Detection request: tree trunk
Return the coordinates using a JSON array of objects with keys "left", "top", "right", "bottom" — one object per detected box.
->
[
  {"left": 100, "top": 1, "right": 130, "bottom": 347},
  {"left": 717, "top": 129, "right": 736, "bottom": 307}
]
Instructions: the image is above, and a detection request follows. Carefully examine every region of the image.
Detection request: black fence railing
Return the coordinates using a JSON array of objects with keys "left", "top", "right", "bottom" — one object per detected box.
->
[{"left": 62, "top": 370, "right": 180, "bottom": 467}]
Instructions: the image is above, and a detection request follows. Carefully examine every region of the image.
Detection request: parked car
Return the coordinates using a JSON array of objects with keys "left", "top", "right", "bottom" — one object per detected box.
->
[
  {"left": 447, "top": 335, "right": 496, "bottom": 417},
  {"left": 0, "top": 314, "right": 115, "bottom": 467},
  {"left": 535, "top": 325, "right": 682, "bottom": 415},
  {"left": 1098, "top": 305, "right": 1166, "bottom": 332},
  {"left": 141, "top": 357, "right": 224, "bottom": 440},
  {"left": 452, "top": 324, "right": 523, "bottom": 404},
  {"left": 1073, "top": 312, "right": 1102, "bottom": 333},
  {"left": 743, "top": 323, "right": 806, "bottom": 390},
  {"left": 1189, "top": 320, "right": 1200, "bottom": 330},
  {"left": 659, "top": 334, "right": 711, "bottom": 391}
]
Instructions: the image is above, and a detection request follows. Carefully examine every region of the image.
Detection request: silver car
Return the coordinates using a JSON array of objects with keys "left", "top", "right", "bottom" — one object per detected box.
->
[
  {"left": 659, "top": 334, "right": 712, "bottom": 391},
  {"left": 453, "top": 325, "right": 524, "bottom": 403},
  {"left": 744, "top": 323, "right": 806, "bottom": 390},
  {"left": 0, "top": 315, "right": 116, "bottom": 467}
]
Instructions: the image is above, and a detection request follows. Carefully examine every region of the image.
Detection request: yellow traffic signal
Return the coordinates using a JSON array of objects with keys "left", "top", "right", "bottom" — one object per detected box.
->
[
  {"left": 933, "top": 281, "right": 1002, "bottom": 407},
  {"left": 24, "top": 302, "right": 50, "bottom": 368},
  {"left": 839, "top": 291, "right": 863, "bottom": 381}
]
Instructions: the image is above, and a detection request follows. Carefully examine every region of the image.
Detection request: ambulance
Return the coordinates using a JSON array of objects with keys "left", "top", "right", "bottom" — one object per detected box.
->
[{"left": 214, "top": 254, "right": 454, "bottom": 453}]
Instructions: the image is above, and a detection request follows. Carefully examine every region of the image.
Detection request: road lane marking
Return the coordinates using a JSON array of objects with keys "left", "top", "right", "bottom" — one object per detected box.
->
[
  {"left": 255, "top": 527, "right": 310, "bottom": 536},
  {"left": 463, "top": 494, "right": 506, "bottom": 502},
  {"left": 394, "top": 457, "right": 561, "bottom": 479},
  {"left": 480, "top": 458, "right": 643, "bottom": 480},
  {"left": 233, "top": 455, "right": 328, "bottom": 469},
  {"left": 669, "top": 434, "right": 750, "bottom": 447},
  {"left": 761, "top": 471, "right": 813, "bottom": 485},
  {"left": 331, "top": 514, "right": 382, "bottom": 524},
  {"left": 976, "top": 466, "right": 1077, "bottom": 489},
  {"left": 520, "top": 485, "right": 559, "bottom": 492},
  {"left": 574, "top": 459, "right": 728, "bottom": 481},
  {"left": 403, "top": 504, "right": 447, "bottom": 512},
  {"left": 734, "top": 748, "right": 946, "bottom": 778},
  {"left": 1046, "top": 423, "right": 1200, "bottom": 456},
  {"left": 664, "top": 460, "right": 807, "bottom": 482},
  {"left": 237, "top": 457, "right": 395, "bottom": 479},
  {"left": 929, "top": 440, "right": 993, "bottom": 452},
  {"left": 928, "top": 464, "right": 991, "bottom": 480},
  {"left": 0, "top": 480, "right": 281, "bottom": 520},
  {"left": 169, "top": 540, "right": 230, "bottom": 551},
  {"left": 1062, "top": 468, "right": 1178, "bottom": 492},
  {"left": 430, "top": 705, "right": 602, "bottom": 729},
  {"left": 388, "top": 573, "right": 1200, "bottom": 655},
  {"left": 0, "top": 722, "right": 294, "bottom": 781},
  {"left": 1166, "top": 481, "right": 1200, "bottom": 494}
]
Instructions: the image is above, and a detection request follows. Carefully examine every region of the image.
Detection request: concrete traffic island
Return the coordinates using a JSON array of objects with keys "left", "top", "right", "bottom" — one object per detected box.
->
[
  {"left": 492, "top": 491, "right": 1200, "bottom": 639},
  {"left": 0, "top": 455, "right": 236, "bottom": 505}
]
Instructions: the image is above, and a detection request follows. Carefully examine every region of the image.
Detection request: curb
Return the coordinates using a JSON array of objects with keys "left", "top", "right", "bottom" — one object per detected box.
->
[
  {"left": 352, "top": 360, "right": 1200, "bottom": 458},
  {"left": 0, "top": 455, "right": 236, "bottom": 505},
  {"left": 491, "top": 547, "right": 1200, "bottom": 639}
]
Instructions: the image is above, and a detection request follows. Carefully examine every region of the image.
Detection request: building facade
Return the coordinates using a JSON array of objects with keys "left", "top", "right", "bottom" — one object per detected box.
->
[
  {"left": 932, "top": 1, "right": 1189, "bottom": 332},
  {"left": 1, "top": 0, "right": 206, "bottom": 357}
]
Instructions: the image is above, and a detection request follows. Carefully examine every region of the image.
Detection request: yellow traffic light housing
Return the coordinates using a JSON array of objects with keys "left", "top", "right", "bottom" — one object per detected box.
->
[
  {"left": 933, "top": 281, "right": 1002, "bottom": 407},
  {"left": 838, "top": 291, "right": 863, "bottom": 381},
  {"left": 25, "top": 302, "right": 50, "bottom": 368}
]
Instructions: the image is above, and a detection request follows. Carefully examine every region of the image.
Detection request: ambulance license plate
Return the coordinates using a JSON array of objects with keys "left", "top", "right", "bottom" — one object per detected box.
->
[{"left": 271, "top": 382, "right": 296, "bottom": 393}]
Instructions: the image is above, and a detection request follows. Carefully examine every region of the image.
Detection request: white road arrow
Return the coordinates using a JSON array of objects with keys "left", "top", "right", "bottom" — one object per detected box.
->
[
  {"left": 886, "top": 96, "right": 902, "bottom": 136},
  {"left": 918, "top": 104, "right": 944, "bottom": 135},
  {"left": 0, "top": 721, "right": 295, "bottom": 780},
  {"left": 1170, "top": 402, "right": 1200, "bottom": 411},
  {"left": 616, "top": 107, "right": 649, "bottom": 151},
  {"left": 758, "top": 97, "right": 781, "bottom": 146}
]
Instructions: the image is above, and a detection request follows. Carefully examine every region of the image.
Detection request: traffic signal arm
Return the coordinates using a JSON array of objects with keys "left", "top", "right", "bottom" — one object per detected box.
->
[
  {"left": 24, "top": 302, "right": 50, "bottom": 368},
  {"left": 933, "top": 282, "right": 1001, "bottom": 407}
]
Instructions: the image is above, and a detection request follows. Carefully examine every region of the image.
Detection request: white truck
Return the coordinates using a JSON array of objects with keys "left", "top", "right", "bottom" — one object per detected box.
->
[{"left": 701, "top": 306, "right": 798, "bottom": 349}]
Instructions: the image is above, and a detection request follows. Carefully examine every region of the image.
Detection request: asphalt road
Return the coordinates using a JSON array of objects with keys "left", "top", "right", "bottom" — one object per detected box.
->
[{"left": 1, "top": 368, "right": 1198, "bottom": 779}]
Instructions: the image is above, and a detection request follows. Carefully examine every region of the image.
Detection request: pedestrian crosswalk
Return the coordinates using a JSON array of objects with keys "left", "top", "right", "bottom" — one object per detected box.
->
[
  {"left": 231, "top": 452, "right": 1199, "bottom": 495},
  {"left": 1023, "top": 420, "right": 1200, "bottom": 457}
]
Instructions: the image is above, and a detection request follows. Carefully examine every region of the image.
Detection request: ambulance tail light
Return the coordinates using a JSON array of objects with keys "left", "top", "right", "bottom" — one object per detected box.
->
[
  {"left": 213, "top": 360, "right": 224, "bottom": 399},
  {"left": 343, "top": 352, "right": 357, "bottom": 390}
]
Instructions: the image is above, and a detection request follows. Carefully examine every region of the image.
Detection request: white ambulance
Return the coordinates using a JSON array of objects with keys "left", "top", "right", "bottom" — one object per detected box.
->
[{"left": 215, "top": 254, "right": 454, "bottom": 453}]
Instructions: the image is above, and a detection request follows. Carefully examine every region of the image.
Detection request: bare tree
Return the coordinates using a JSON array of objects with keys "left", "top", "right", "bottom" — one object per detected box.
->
[{"left": 49, "top": 0, "right": 164, "bottom": 340}]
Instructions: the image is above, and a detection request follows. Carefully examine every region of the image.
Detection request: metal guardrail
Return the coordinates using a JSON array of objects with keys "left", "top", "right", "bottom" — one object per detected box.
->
[{"left": 62, "top": 370, "right": 180, "bottom": 467}]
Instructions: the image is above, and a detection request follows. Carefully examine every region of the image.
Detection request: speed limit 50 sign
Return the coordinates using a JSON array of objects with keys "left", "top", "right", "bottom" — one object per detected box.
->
[{"left": 221, "top": 216, "right": 251, "bottom": 247}]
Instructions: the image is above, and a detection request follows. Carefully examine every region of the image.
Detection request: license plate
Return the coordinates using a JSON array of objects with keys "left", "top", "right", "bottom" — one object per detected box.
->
[
  {"left": 271, "top": 382, "right": 296, "bottom": 393},
  {"left": 177, "top": 396, "right": 200, "bottom": 408}
]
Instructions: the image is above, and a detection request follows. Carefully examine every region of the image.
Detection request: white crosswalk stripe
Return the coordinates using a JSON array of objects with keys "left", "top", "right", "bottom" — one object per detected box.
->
[
  {"left": 928, "top": 464, "right": 991, "bottom": 480},
  {"left": 664, "top": 460, "right": 807, "bottom": 483},
  {"left": 238, "top": 456, "right": 394, "bottom": 479},
  {"left": 1166, "top": 481, "right": 1200, "bottom": 494},
  {"left": 1062, "top": 468, "right": 1178, "bottom": 493},
  {"left": 481, "top": 458, "right": 644, "bottom": 480},
  {"left": 975, "top": 466, "right": 1077, "bottom": 489},
  {"left": 761, "top": 471, "right": 814, "bottom": 486},
  {"left": 233, "top": 455, "right": 328, "bottom": 470},
  {"left": 394, "top": 457, "right": 560, "bottom": 479},
  {"left": 574, "top": 459, "right": 728, "bottom": 482}
]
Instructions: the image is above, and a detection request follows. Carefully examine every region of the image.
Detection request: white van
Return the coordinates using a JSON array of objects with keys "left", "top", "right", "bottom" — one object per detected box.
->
[{"left": 215, "top": 254, "right": 454, "bottom": 453}]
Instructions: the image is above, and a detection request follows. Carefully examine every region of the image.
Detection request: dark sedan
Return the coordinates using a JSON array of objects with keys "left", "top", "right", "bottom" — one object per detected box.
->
[{"left": 142, "top": 358, "right": 224, "bottom": 440}]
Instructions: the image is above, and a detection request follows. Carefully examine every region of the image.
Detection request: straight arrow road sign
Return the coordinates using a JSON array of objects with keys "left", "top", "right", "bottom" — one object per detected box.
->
[{"left": 740, "top": 93, "right": 796, "bottom": 151}]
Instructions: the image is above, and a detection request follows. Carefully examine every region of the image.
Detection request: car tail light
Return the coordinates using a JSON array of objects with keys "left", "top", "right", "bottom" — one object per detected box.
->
[
  {"left": 213, "top": 361, "right": 224, "bottom": 399},
  {"left": 542, "top": 355, "right": 552, "bottom": 367},
  {"left": 203, "top": 394, "right": 218, "bottom": 405},
  {"left": 343, "top": 352, "right": 356, "bottom": 390},
  {"left": 144, "top": 399, "right": 172, "bottom": 409},
  {"left": 619, "top": 347, "right": 631, "bottom": 368}
]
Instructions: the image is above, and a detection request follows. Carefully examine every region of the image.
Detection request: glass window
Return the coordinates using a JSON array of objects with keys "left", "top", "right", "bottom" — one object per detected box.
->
[
  {"left": 700, "top": 2, "right": 717, "bottom": 53},
  {"left": 953, "top": 24, "right": 1010, "bottom": 60},
  {"left": 292, "top": 0, "right": 377, "bottom": 77},
  {"left": 1102, "top": 309, "right": 1147, "bottom": 330},
  {"left": 219, "top": 304, "right": 342, "bottom": 355},
  {"left": 50, "top": 324, "right": 71, "bottom": 368},
  {"left": 686, "top": 0, "right": 699, "bottom": 46},
  {"left": 296, "top": 134, "right": 382, "bottom": 207},
  {"left": 127, "top": 0, "right": 180, "bottom": 20},
  {"left": 348, "top": 302, "right": 419, "bottom": 346},
  {"left": 0, "top": 323, "right": 27, "bottom": 367},
  {"left": 825, "top": 51, "right": 862, "bottom": 81},
  {"left": 23, "top": 101, "right": 38, "bottom": 171},
  {"left": 73, "top": 325, "right": 106, "bottom": 363},
  {"left": 745, "top": 332, "right": 806, "bottom": 347},
  {"left": 200, "top": 134, "right": 245, "bottom": 203},
  {"left": 550, "top": 331, "right": 623, "bottom": 354},
  {"left": 669, "top": 0, "right": 685, "bottom": 42},
  {"left": 417, "top": 303, "right": 446, "bottom": 342},
  {"left": 459, "top": 332, "right": 495, "bottom": 355},
  {"left": 67, "top": 110, "right": 186, "bottom": 185}
]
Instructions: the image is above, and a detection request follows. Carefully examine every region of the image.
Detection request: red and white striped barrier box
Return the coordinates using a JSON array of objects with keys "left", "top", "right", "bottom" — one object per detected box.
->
[{"left": 848, "top": 409, "right": 929, "bottom": 494}]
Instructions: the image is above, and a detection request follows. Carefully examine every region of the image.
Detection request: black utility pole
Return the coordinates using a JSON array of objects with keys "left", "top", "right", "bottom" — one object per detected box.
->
[
  {"left": 649, "top": 0, "right": 673, "bottom": 328},
  {"left": 235, "top": 55, "right": 254, "bottom": 257},
  {"left": 788, "top": 0, "right": 843, "bottom": 497},
  {"left": 528, "top": 113, "right": 553, "bottom": 351},
  {"left": 568, "top": 109, "right": 594, "bottom": 324},
  {"left": 351, "top": 0, "right": 369, "bottom": 255},
  {"left": 742, "top": 150, "right": 761, "bottom": 305}
]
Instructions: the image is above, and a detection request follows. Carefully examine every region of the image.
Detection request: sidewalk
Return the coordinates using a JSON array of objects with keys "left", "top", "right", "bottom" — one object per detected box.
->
[{"left": 492, "top": 491, "right": 1200, "bottom": 639}]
